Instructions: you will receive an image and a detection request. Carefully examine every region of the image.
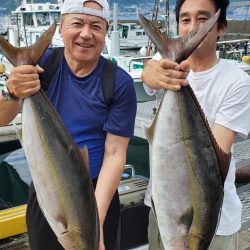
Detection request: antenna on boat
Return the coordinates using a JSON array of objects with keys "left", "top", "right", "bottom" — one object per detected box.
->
[
  {"left": 146, "top": 0, "right": 159, "bottom": 56},
  {"left": 21, "top": 0, "right": 28, "bottom": 47},
  {"left": 22, "top": 0, "right": 27, "bottom": 6},
  {"left": 163, "top": 0, "right": 169, "bottom": 36}
]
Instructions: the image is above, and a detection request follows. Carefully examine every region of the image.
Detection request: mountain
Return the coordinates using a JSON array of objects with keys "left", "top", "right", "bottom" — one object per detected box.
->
[{"left": 0, "top": 0, "right": 249, "bottom": 20}]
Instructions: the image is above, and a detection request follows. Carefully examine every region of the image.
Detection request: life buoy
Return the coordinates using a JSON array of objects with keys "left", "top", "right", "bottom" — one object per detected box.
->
[{"left": 242, "top": 55, "right": 250, "bottom": 64}]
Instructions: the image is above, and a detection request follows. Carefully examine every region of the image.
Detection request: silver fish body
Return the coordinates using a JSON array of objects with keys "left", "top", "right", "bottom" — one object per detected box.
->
[
  {"left": 149, "top": 87, "right": 224, "bottom": 249},
  {"left": 22, "top": 91, "right": 99, "bottom": 250}
]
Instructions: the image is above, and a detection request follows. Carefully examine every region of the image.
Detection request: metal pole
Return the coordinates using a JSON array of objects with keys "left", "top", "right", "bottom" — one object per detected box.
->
[
  {"left": 113, "top": 3, "right": 118, "bottom": 32},
  {"left": 110, "top": 3, "right": 120, "bottom": 56},
  {"left": 165, "top": 0, "right": 169, "bottom": 35}
]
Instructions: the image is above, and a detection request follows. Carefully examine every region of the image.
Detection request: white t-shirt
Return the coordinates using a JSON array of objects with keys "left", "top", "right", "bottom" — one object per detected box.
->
[{"left": 144, "top": 58, "right": 250, "bottom": 235}]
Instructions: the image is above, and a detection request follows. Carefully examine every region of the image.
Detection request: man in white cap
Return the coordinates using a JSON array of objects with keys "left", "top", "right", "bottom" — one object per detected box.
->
[{"left": 0, "top": 0, "right": 136, "bottom": 249}]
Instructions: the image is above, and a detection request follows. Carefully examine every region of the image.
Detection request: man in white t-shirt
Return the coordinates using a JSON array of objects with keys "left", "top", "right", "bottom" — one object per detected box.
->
[{"left": 141, "top": 0, "right": 250, "bottom": 249}]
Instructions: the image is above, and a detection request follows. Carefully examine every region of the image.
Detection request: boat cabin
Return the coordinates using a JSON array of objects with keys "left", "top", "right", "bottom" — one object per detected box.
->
[
  {"left": 109, "top": 22, "right": 148, "bottom": 49},
  {"left": 8, "top": 2, "right": 62, "bottom": 47}
]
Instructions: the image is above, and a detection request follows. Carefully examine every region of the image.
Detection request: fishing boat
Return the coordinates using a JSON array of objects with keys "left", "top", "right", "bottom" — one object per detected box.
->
[
  {"left": 108, "top": 22, "right": 149, "bottom": 50},
  {"left": 0, "top": 14, "right": 8, "bottom": 37},
  {"left": 7, "top": 0, "right": 63, "bottom": 47},
  {"left": 6, "top": 0, "right": 149, "bottom": 50}
]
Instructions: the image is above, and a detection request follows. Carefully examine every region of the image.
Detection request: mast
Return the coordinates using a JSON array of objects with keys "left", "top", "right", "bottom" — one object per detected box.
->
[
  {"left": 164, "top": 0, "right": 169, "bottom": 35},
  {"left": 146, "top": 0, "right": 159, "bottom": 56},
  {"left": 22, "top": 0, "right": 27, "bottom": 6},
  {"left": 110, "top": 3, "right": 120, "bottom": 56}
]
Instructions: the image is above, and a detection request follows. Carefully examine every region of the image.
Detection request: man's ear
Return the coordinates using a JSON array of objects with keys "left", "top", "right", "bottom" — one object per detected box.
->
[{"left": 218, "top": 24, "right": 226, "bottom": 37}]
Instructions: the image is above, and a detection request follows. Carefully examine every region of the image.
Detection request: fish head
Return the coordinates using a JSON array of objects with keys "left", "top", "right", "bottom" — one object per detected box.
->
[{"left": 138, "top": 9, "right": 220, "bottom": 63}]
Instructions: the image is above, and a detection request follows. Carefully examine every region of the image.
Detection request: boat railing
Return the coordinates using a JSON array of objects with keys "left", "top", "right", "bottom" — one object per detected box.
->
[{"left": 128, "top": 56, "right": 153, "bottom": 72}]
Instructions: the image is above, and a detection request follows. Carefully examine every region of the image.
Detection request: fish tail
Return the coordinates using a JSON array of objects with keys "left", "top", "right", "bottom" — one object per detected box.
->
[{"left": 0, "top": 21, "right": 57, "bottom": 67}]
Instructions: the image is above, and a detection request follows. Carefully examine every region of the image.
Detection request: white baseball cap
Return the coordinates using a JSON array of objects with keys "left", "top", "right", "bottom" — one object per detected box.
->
[{"left": 61, "top": 0, "right": 110, "bottom": 22}]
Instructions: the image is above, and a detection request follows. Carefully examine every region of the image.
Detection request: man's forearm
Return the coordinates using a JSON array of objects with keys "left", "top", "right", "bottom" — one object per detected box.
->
[
  {"left": 95, "top": 154, "right": 125, "bottom": 226},
  {"left": 0, "top": 95, "right": 22, "bottom": 126}
]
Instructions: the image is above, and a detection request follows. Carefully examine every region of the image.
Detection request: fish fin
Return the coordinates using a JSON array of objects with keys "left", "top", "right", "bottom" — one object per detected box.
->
[
  {"left": 0, "top": 21, "right": 57, "bottom": 66},
  {"left": 141, "top": 121, "right": 154, "bottom": 144},
  {"left": 142, "top": 116, "right": 160, "bottom": 145},
  {"left": 58, "top": 230, "right": 80, "bottom": 250},
  {"left": 0, "top": 37, "right": 18, "bottom": 66},
  {"left": 185, "top": 86, "right": 231, "bottom": 182},
  {"left": 80, "top": 146, "right": 90, "bottom": 173},
  {"left": 142, "top": 94, "right": 165, "bottom": 144},
  {"left": 13, "top": 123, "right": 23, "bottom": 145},
  {"left": 178, "top": 207, "right": 194, "bottom": 232},
  {"left": 11, "top": 117, "right": 22, "bottom": 142},
  {"left": 150, "top": 198, "right": 158, "bottom": 222},
  {"left": 138, "top": 10, "right": 220, "bottom": 63},
  {"left": 213, "top": 141, "right": 231, "bottom": 183}
]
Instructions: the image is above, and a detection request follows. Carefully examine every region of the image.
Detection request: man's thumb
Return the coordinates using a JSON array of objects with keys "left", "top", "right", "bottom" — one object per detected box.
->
[{"left": 36, "top": 65, "right": 44, "bottom": 73}]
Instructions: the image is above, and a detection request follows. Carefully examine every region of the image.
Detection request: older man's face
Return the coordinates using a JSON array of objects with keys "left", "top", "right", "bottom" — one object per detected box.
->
[{"left": 60, "top": 1, "right": 107, "bottom": 65}]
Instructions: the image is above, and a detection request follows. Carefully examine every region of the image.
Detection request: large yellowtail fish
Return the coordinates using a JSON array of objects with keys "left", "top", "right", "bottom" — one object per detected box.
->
[
  {"left": 0, "top": 22, "right": 99, "bottom": 249},
  {"left": 138, "top": 10, "right": 231, "bottom": 249}
]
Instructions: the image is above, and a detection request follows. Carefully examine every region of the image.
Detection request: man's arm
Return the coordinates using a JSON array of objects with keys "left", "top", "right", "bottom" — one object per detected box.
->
[
  {"left": 0, "top": 65, "right": 43, "bottom": 126},
  {"left": 212, "top": 124, "right": 236, "bottom": 154},
  {"left": 95, "top": 133, "right": 129, "bottom": 250},
  {"left": 141, "top": 59, "right": 190, "bottom": 91},
  {"left": 0, "top": 96, "right": 22, "bottom": 126}
]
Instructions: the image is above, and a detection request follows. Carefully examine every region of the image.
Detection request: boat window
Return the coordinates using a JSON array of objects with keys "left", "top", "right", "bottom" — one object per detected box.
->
[
  {"left": 36, "top": 12, "right": 50, "bottom": 26},
  {"left": 122, "top": 25, "right": 129, "bottom": 38},
  {"left": 131, "top": 24, "right": 137, "bottom": 30},
  {"left": 109, "top": 23, "right": 123, "bottom": 32},
  {"left": 10, "top": 14, "right": 21, "bottom": 25},
  {"left": 51, "top": 12, "right": 61, "bottom": 24},
  {"left": 118, "top": 23, "right": 123, "bottom": 30},
  {"left": 23, "top": 13, "right": 34, "bottom": 26}
]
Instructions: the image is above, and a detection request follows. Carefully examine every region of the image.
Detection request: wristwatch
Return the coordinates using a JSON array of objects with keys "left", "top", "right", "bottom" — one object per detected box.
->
[{"left": 1, "top": 85, "right": 20, "bottom": 102}]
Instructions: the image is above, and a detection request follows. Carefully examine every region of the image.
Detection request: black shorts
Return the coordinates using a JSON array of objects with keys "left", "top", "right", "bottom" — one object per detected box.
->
[{"left": 26, "top": 179, "right": 120, "bottom": 250}]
